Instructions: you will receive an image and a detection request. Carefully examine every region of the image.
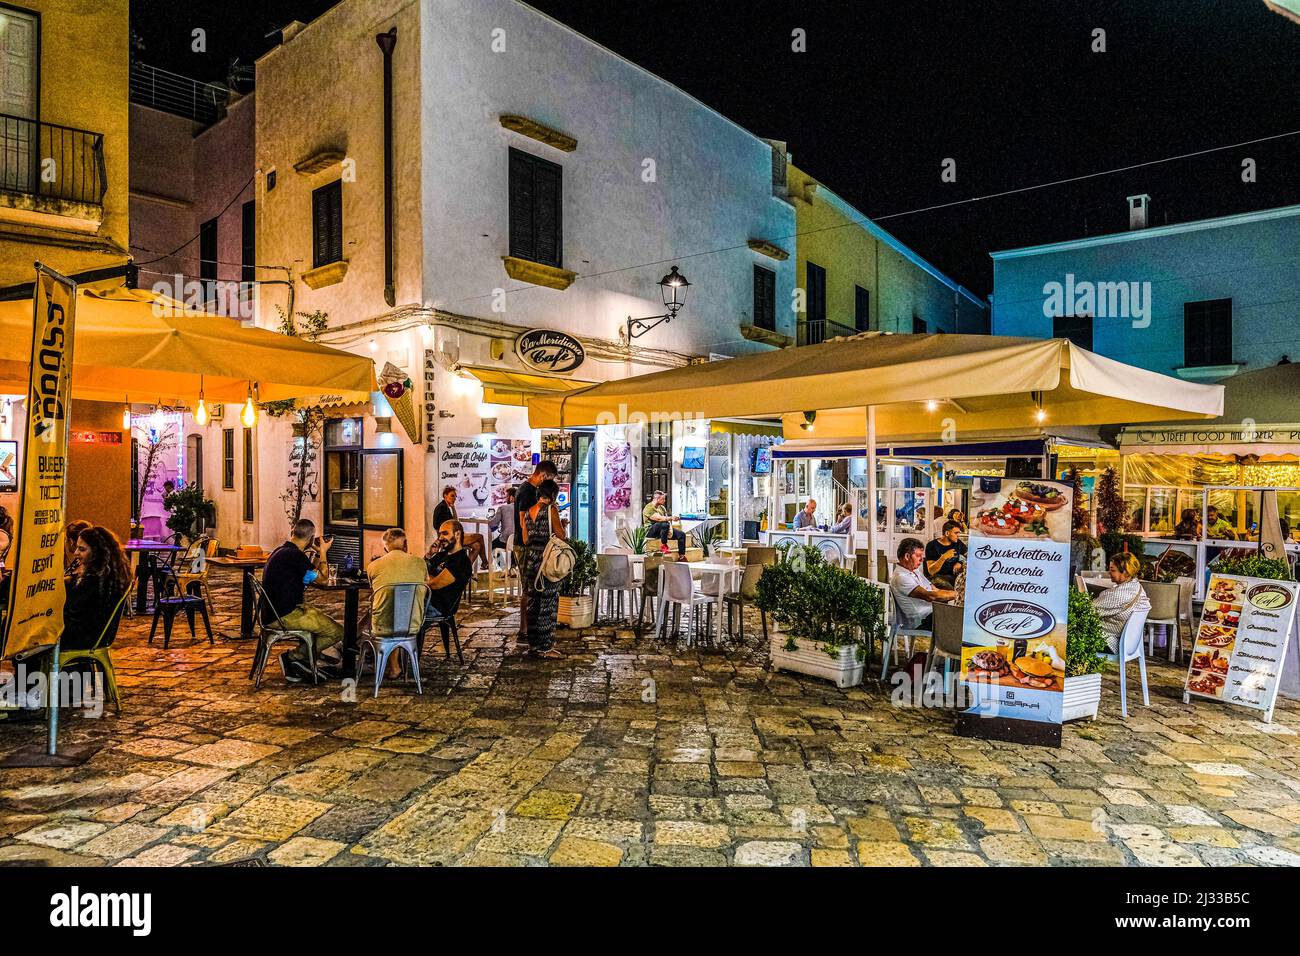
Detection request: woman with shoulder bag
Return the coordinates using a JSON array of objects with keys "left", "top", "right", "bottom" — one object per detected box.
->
[{"left": 522, "top": 478, "right": 565, "bottom": 659}]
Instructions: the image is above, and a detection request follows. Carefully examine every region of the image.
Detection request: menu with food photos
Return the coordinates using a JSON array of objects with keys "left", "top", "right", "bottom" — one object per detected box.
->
[
  {"left": 1184, "top": 573, "right": 1299, "bottom": 722},
  {"left": 957, "top": 477, "right": 1073, "bottom": 747}
]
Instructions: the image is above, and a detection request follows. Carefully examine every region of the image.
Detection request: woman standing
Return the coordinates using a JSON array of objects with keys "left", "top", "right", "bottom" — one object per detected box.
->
[
  {"left": 522, "top": 479, "right": 565, "bottom": 659},
  {"left": 63, "top": 526, "right": 132, "bottom": 650},
  {"left": 1090, "top": 552, "right": 1151, "bottom": 654}
]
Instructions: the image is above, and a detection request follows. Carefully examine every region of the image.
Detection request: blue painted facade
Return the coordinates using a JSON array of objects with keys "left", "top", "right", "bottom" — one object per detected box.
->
[{"left": 989, "top": 204, "right": 1300, "bottom": 378}]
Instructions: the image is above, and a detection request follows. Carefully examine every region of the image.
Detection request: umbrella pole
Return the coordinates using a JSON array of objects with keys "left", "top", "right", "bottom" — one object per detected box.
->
[{"left": 866, "top": 406, "right": 877, "bottom": 579}]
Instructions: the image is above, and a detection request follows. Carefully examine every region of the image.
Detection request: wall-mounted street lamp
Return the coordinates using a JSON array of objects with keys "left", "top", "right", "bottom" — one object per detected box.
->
[{"left": 625, "top": 266, "right": 691, "bottom": 342}]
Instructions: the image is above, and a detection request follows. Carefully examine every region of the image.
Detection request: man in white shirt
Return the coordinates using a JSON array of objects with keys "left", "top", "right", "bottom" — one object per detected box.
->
[{"left": 889, "top": 537, "right": 955, "bottom": 629}]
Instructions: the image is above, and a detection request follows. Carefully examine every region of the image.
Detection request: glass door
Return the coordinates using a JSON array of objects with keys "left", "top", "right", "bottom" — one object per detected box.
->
[
  {"left": 574, "top": 431, "right": 596, "bottom": 550},
  {"left": 323, "top": 417, "right": 362, "bottom": 567}
]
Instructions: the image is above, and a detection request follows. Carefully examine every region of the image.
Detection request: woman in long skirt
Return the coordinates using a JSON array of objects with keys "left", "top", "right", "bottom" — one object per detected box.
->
[{"left": 523, "top": 479, "right": 565, "bottom": 659}]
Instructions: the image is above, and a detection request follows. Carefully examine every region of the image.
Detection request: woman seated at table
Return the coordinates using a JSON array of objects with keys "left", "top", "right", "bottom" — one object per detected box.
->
[
  {"left": 1090, "top": 553, "right": 1151, "bottom": 655},
  {"left": 62, "top": 526, "right": 132, "bottom": 650},
  {"left": 63, "top": 519, "right": 93, "bottom": 571},
  {"left": 1173, "top": 509, "right": 1200, "bottom": 540},
  {"left": 830, "top": 502, "right": 852, "bottom": 533}
]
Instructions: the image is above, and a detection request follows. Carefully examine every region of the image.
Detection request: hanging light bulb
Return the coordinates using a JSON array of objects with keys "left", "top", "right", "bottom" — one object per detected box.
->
[
  {"left": 368, "top": 337, "right": 378, "bottom": 353},
  {"left": 240, "top": 384, "right": 257, "bottom": 428},
  {"left": 149, "top": 404, "right": 165, "bottom": 435},
  {"left": 193, "top": 375, "right": 209, "bottom": 426},
  {"left": 121, "top": 397, "right": 132, "bottom": 431}
]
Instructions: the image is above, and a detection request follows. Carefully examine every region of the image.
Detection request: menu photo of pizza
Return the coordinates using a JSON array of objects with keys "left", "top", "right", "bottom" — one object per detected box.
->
[{"left": 967, "top": 478, "right": 1072, "bottom": 544}]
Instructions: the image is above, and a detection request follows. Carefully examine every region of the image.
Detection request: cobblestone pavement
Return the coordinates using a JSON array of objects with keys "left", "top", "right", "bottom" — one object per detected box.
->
[{"left": 3, "top": 567, "right": 1300, "bottom": 867}]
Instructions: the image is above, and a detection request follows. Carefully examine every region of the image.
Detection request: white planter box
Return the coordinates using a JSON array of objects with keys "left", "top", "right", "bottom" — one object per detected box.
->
[
  {"left": 1062, "top": 673, "right": 1102, "bottom": 722},
  {"left": 558, "top": 594, "right": 594, "bottom": 629},
  {"left": 769, "top": 632, "right": 864, "bottom": 688}
]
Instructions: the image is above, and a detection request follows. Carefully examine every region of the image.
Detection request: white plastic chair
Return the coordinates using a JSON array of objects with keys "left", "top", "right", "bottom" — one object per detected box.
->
[
  {"left": 486, "top": 533, "right": 517, "bottom": 605},
  {"left": 596, "top": 553, "right": 636, "bottom": 624},
  {"left": 880, "top": 597, "right": 934, "bottom": 680},
  {"left": 1175, "top": 575, "right": 1196, "bottom": 645},
  {"left": 1074, "top": 573, "right": 1088, "bottom": 594},
  {"left": 1140, "top": 580, "right": 1180, "bottom": 661},
  {"left": 1113, "top": 607, "right": 1151, "bottom": 718},
  {"left": 655, "top": 561, "right": 712, "bottom": 646}
]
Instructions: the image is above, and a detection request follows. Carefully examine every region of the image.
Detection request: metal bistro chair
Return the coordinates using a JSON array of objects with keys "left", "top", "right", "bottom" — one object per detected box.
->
[
  {"left": 925, "top": 601, "right": 964, "bottom": 687},
  {"left": 1140, "top": 579, "right": 1181, "bottom": 661},
  {"left": 174, "top": 535, "right": 214, "bottom": 616},
  {"left": 357, "top": 583, "right": 429, "bottom": 697},
  {"left": 417, "top": 583, "right": 467, "bottom": 665},
  {"left": 595, "top": 553, "right": 636, "bottom": 625},
  {"left": 745, "top": 546, "right": 778, "bottom": 568},
  {"left": 247, "top": 575, "right": 319, "bottom": 688},
  {"left": 19, "top": 588, "right": 130, "bottom": 715},
  {"left": 148, "top": 561, "right": 214, "bottom": 649},
  {"left": 723, "top": 561, "right": 767, "bottom": 644}
]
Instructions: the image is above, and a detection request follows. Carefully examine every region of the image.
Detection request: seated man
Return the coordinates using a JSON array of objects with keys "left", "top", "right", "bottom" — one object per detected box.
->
[
  {"left": 424, "top": 519, "right": 475, "bottom": 632},
  {"left": 794, "top": 498, "right": 819, "bottom": 530},
  {"left": 262, "top": 518, "right": 343, "bottom": 683},
  {"left": 642, "top": 490, "right": 686, "bottom": 557},
  {"left": 490, "top": 487, "right": 518, "bottom": 552},
  {"left": 890, "top": 536, "right": 955, "bottom": 630},
  {"left": 368, "top": 527, "right": 430, "bottom": 677},
  {"left": 432, "top": 485, "right": 487, "bottom": 570},
  {"left": 830, "top": 502, "right": 853, "bottom": 534},
  {"left": 924, "top": 520, "right": 967, "bottom": 590}
]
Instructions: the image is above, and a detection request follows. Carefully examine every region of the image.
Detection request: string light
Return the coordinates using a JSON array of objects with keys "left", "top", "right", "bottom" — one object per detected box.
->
[{"left": 121, "top": 396, "right": 131, "bottom": 431}]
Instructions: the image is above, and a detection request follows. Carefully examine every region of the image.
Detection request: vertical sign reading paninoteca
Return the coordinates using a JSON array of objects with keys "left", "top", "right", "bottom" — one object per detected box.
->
[{"left": 1, "top": 265, "right": 76, "bottom": 657}]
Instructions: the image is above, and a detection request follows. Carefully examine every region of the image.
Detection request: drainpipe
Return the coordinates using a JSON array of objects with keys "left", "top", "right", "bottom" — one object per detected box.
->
[{"left": 376, "top": 27, "right": 397, "bottom": 308}]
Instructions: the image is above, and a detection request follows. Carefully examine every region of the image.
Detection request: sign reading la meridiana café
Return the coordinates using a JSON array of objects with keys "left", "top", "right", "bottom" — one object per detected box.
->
[{"left": 2, "top": 266, "right": 77, "bottom": 658}]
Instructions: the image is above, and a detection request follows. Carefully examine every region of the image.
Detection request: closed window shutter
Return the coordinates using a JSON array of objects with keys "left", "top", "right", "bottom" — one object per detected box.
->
[
  {"left": 754, "top": 265, "right": 775, "bottom": 331},
  {"left": 533, "top": 160, "right": 561, "bottom": 267},
  {"left": 508, "top": 150, "right": 536, "bottom": 262},
  {"left": 312, "top": 180, "right": 342, "bottom": 268}
]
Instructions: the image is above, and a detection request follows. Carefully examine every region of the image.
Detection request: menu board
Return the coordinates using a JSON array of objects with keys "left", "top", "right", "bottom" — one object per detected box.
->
[
  {"left": 957, "top": 477, "right": 1073, "bottom": 748},
  {"left": 489, "top": 438, "right": 535, "bottom": 511},
  {"left": 1184, "top": 573, "right": 1299, "bottom": 722},
  {"left": 603, "top": 441, "right": 631, "bottom": 512},
  {"left": 436, "top": 437, "right": 490, "bottom": 514}
]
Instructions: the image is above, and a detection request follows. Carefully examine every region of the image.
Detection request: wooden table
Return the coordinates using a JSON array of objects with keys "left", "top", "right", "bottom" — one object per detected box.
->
[
  {"left": 207, "top": 555, "right": 269, "bottom": 640},
  {"left": 312, "top": 578, "right": 371, "bottom": 678},
  {"left": 125, "top": 539, "right": 184, "bottom": 614}
]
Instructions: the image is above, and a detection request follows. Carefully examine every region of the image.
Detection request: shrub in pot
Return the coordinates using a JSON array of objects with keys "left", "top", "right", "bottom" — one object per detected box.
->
[
  {"left": 756, "top": 544, "right": 886, "bottom": 687},
  {"left": 1063, "top": 588, "right": 1110, "bottom": 721},
  {"left": 163, "top": 485, "right": 215, "bottom": 544},
  {"left": 557, "top": 539, "right": 598, "bottom": 628}
]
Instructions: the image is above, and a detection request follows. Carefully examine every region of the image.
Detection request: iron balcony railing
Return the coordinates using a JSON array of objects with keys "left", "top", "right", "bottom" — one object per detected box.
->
[
  {"left": 130, "top": 63, "right": 229, "bottom": 125},
  {"left": 0, "top": 113, "right": 107, "bottom": 205},
  {"left": 797, "top": 317, "right": 859, "bottom": 346}
]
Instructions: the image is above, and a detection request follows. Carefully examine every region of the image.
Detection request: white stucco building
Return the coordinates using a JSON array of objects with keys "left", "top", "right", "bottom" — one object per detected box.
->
[{"left": 247, "top": 0, "right": 797, "bottom": 559}]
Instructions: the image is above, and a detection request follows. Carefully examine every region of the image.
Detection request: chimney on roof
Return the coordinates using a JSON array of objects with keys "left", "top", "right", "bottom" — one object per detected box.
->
[
  {"left": 280, "top": 20, "right": 306, "bottom": 43},
  {"left": 1127, "top": 194, "right": 1150, "bottom": 230}
]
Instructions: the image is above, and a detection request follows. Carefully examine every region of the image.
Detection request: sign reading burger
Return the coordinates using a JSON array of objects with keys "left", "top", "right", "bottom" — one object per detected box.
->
[{"left": 957, "top": 477, "right": 1073, "bottom": 747}]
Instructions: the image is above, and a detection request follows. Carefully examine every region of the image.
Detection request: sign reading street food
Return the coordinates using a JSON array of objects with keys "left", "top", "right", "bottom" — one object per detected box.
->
[
  {"left": 957, "top": 477, "right": 1073, "bottom": 747},
  {"left": 1184, "top": 573, "right": 1298, "bottom": 722},
  {"left": 515, "top": 329, "right": 585, "bottom": 374},
  {"left": 2, "top": 266, "right": 76, "bottom": 658}
]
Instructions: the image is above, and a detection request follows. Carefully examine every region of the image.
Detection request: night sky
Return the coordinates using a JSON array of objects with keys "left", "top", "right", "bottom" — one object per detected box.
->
[{"left": 131, "top": 0, "right": 1300, "bottom": 297}]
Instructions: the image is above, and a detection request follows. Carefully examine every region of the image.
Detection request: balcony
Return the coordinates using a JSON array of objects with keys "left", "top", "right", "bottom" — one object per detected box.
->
[
  {"left": 797, "top": 318, "right": 859, "bottom": 346},
  {"left": 0, "top": 113, "right": 107, "bottom": 232}
]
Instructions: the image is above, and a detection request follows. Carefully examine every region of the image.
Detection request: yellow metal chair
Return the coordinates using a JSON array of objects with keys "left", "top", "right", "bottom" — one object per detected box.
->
[
  {"left": 174, "top": 536, "right": 215, "bottom": 616},
  {"left": 50, "top": 589, "right": 128, "bottom": 715}
]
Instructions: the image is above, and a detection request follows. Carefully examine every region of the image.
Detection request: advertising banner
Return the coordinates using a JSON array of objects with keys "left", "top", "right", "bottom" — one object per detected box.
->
[
  {"left": 2, "top": 266, "right": 77, "bottom": 658},
  {"left": 957, "top": 477, "right": 1073, "bottom": 747},
  {"left": 1185, "top": 573, "right": 1299, "bottom": 722},
  {"left": 435, "top": 437, "right": 491, "bottom": 515}
]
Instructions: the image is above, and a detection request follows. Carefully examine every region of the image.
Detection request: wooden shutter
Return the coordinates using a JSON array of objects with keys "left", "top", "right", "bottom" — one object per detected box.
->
[
  {"left": 312, "top": 180, "right": 342, "bottom": 268},
  {"left": 754, "top": 265, "right": 775, "bottom": 331},
  {"left": 508, "top": 149, "right": 536, "bottom": 262},
  {"left": 241, "top": 200, "right": 256, "bottom": 283},
  {"left": 807, "top": 263, "right": 826, "bottom": 324},
  {"left": 855, "top": 286, "right": 870, "bottom": 331},
  {"left": 508, "top": 148, "right": 562, "bottom": 268}
]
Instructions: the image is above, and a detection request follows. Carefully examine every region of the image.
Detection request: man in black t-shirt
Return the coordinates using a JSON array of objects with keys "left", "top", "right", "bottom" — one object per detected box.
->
[
  {"left": 424, "top": 519, "right": 474, "bottom": 621},
  {"left": 924, "top": 520, "right": 967, "bottom": 590},
  {"left": 512, "top": 459, "right": 557, "bottom": 643},
  {"left": 261, "top": 518, "right": 343, "bottom": 683}
]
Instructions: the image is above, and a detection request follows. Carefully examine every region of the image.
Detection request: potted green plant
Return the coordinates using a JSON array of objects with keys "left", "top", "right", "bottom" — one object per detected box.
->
[
  {"left": 1063, "top": 588, "right": 1110, "bottom": 721},
  {"left": 618, "top": 524, "right": 649, "bottom": 555},
  {"left": 1211, "top": 550, "right": 1293, "bottom": 581},
  {"left": 756, "top": 544, "right": 886, "bottom": 688},
  {"left": 162, "top": 484, "right": 215, "bottom": 544},
  {"left": 557, "top": 539, "right": 598, "bottom": 628}
]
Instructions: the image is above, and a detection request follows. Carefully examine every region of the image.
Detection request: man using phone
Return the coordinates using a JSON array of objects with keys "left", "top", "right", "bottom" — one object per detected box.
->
[
  {"left": 262, "top": 518, "right": 343, "bottom": 683},
  {"left": 924, "top": 520, "right": 967, "bottom": 589}
]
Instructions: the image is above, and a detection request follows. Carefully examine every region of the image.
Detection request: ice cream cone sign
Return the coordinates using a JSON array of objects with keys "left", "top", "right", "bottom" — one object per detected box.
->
[{"left": 378, "top": 361, "right": 420, "bottom": 444}]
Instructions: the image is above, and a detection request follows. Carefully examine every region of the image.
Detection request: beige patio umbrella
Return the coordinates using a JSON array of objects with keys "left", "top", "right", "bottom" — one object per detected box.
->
[
  {"left": 527, "top": 333, "right": 1225, "bottom": 575},
  {"left": 0, "top": 287, "right": 376, "bottom": 405}
]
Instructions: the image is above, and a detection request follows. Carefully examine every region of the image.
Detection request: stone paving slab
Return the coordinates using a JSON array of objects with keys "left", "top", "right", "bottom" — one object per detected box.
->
[{"left": 2, "top": 571, "right": 1300, "bottom": 866}]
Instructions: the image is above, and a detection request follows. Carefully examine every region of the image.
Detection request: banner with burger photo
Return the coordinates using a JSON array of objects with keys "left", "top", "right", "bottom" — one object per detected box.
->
[{"left": 956, "top": 477, "right": 1073, "bottom": 747}]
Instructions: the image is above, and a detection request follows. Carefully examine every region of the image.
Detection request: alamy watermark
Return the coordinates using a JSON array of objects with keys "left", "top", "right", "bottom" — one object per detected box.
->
[
  {"left": 1042, "top": 273, "right": 1151, "bottom": 328},
  {"left": 1, "top": 664, "right": 105, "bottom": 718}
]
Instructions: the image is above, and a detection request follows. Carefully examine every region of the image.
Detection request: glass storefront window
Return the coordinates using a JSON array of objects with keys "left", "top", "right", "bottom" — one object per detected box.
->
[{"left": 1123, "top": 488, "right": 1146, "bottom": 532}]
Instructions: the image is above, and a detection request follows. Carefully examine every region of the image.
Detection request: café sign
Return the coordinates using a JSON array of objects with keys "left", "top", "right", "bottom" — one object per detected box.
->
[{"left": 516, "top": 329, "right": 585, "bottom": 374}]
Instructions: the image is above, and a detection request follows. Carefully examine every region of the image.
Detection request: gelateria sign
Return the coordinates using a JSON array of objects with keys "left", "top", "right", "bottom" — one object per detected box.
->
[{"left": 515, "top": 329, "right": 585, "bottom": 374}]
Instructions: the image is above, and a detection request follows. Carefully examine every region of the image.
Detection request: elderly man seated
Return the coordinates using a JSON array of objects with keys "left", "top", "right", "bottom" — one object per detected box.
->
[
  {"left": 367, "top": 527, "right": 430, "bottom": 677},
  {"left": 889, "top": 536, "right": 955, "bottom": 630}
]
